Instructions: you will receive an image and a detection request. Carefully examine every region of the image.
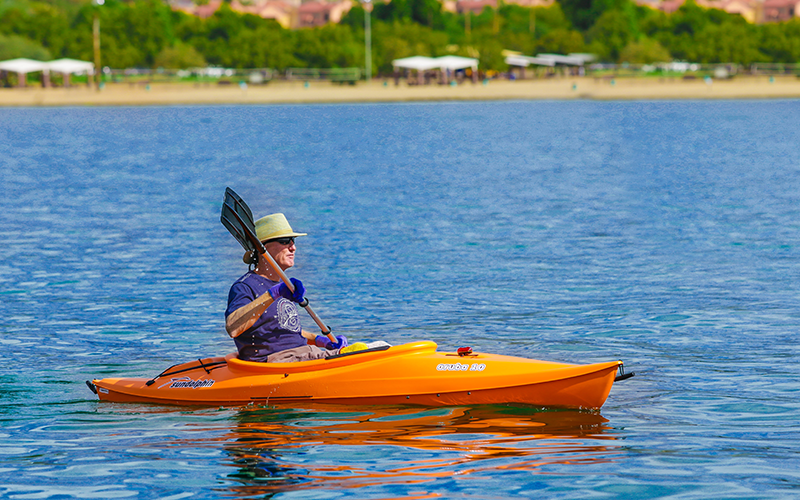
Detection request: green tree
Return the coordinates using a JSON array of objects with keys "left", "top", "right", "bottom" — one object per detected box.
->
[
  {"left": 535, "top": 28, "right": 584, "bottom": 54},
  {"left": 759, "top": 20, "right": 800, "bottom": 62},
  {"left": 294, "top": 24, "right": 361, "bottom": 68},
  {"left": 561, "top": 0, "right": 636, "bottom": 31},
  {"left": 248, "top": 24, "right": 301, "bottom": 69},
  {"left": 115, "top": 0, "right": 173, "bottom": 65},
  {"left": 670, "top": 0, "right": 713, "bottom": 36},
  {"left": 586, "top": 9, "right": 636, "bottom": 62},
  {"left": 153, "top": 43, "right": 206, "bottom": 68},
  {"left": 619, "top": 37, "right": 671, "bottom": 63},
  {"left": 0, "top": 3, "right": 70, "bottom": 58},
  {"left": 0, "top": 33, "right": 51, "bottom": 59},
  {"left": 373, "top": 0, "right": 446, "bottom": 28},
  {"left": 691, "top": 23, "right": 764, "bottom": 64}
]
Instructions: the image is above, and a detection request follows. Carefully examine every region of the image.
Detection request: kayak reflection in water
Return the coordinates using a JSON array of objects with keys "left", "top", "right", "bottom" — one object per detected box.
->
[
  {"left": 224, "top": 213, "right": 350, "bottom": 363},
  {"left": 221, "top": 405, "right": 619, "bottom": 497}
]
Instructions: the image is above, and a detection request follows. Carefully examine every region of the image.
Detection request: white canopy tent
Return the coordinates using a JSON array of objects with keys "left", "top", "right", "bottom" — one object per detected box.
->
[
  {"left": 47, "top": 58, "right": 94, "bottom": 74},
  {"left": 46, "top": 58, "right": 94, "bottom": 87},
  {"left": 506, "top": 53, "right": 595, "bottom": 68},
  {"left": 505, "top": 53, "right": 596, "bottom": 78},
  {"left": 504, "top": 55, "right": 556, "bottom": 67},
  {"left": 436, "top": 55, "right": 479, "bottom": 83},
  {"left": 391, "top": 56, "right": 441, "bottom": 72},
  {"left": 563, "top": 53, "right": 596, "bottom": 65},
  {"left": 537, "top": 53, "right": 595, "bottom": 66},
  {"left": 0, "top": 57, "right": 94, "bottom": 87},
  {"left": 0, "top": 58, "right": 49, "bottom": 87},
  {"left": 536, "top": 54, "right": 583, "bottom": 66},
  {"left": 436, "top": 55, "right": 478, "bottom": 71},
  {"left": 392, "top": 55, "right": 480, "bottom": 84}
]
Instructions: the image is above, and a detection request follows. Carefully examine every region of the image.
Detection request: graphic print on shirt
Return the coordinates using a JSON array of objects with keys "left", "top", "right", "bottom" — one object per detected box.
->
[{"left": 277, "top": 299, "right": 301, "bottom": 332}]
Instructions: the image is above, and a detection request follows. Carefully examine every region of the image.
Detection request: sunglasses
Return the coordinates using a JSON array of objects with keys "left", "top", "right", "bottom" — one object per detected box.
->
[{"left": 266, "top": 237, "right": 295, "bottom": 246}]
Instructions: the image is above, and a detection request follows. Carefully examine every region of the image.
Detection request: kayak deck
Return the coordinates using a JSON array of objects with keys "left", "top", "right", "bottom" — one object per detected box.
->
[{"left": 89, "top": 341, "right": 628, "bottom": 409}]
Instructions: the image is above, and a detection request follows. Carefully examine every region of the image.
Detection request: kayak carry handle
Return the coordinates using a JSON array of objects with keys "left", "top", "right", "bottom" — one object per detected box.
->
[{"left": 615, "top": 364, "right": 635, "bottom": 382}]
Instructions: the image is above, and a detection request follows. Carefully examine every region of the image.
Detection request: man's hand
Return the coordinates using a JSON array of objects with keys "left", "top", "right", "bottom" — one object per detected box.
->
[
  {"left": 315, "top": 335, "right": 348, "bottom": 350},
  {"left": 268, "top": 277, "right": 305, "bottom": 303}
]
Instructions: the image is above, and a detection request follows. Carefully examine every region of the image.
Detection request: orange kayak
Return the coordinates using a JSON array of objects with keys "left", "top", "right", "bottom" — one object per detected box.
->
[{"left": 87, "top": 341, "right": 632, "bottom": 408}]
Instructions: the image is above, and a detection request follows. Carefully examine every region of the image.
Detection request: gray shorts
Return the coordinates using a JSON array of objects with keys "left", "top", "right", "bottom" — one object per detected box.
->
[{"left": 266, "top": 344, "right": 339, "bottom": 363}]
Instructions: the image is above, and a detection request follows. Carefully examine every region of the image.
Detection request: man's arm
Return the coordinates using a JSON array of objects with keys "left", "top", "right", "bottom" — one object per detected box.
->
[
  {"left": 225, "top": 293, "right": 276, "bottom": 338},
  {"left": 225, "top": 278, "right": 306, "bottom": 339}
]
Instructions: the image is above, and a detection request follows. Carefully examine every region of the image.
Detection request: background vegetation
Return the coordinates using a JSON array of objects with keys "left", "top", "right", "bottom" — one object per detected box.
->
[{"left": 1, "top": 0, "right": 800, "bottom": 74}]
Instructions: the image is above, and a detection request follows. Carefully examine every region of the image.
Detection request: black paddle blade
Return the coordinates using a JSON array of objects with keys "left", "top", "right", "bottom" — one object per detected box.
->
[
  {"left": 220, "top": 187, "right": 258, "bottom": 253},
  {"left": 224, "top": 187, "right": 255, "bottom": 230}
]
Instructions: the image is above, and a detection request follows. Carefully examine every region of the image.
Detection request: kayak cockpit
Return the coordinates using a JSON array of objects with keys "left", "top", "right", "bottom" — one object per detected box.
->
[{"left": 226, "top": 340, "right": 434, "bottom": 374}]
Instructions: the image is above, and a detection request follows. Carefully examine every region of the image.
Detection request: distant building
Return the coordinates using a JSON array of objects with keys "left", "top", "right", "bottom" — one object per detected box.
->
[
  {"left": 297, "top": 0, "right": 352, "bottom": 27},
  {"left": 453, "top": 0, "right": 496, "bottom": 14},
  {"left": 760, "top": 0, "right": 800, "bottom": 22},
  {"left": 633, "top": 0, "right": 800, "bottom": 23},
  {"left": 504, "top": 0, "right": 555, "bottom": 7},
  {"left": 168, "top": 0, "right": 351, "bottom": 28},
  {"left": 231, "top": 0, "right": 296, "bottom": 28},
  {"left": 443, "top": 0, "right": 553, "bottom": 13},
  {"left": 704, "top": 0, "right": 758, "bottom": 22},
  {"left": 196, "top": 0, "right": 223, "bottom": 18}
]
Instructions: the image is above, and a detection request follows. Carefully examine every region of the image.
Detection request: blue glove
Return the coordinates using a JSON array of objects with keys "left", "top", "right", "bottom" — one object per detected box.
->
[
  {"left": 268, "top": 278, "right": 305, "bottom": 304},
  {"left": 315, "top": 335, "right": 348, "bottom": 350}
]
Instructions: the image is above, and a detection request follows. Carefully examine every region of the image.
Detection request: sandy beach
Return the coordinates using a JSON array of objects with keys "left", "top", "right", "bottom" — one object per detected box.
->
[{"left": 2, "top": 75, "right": 799, "bottom": 106}]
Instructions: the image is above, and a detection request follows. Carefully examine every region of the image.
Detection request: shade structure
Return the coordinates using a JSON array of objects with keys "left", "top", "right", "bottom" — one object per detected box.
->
[
  {"left": 0, "top": 57, "right": 95, "bottom": 87},
  {"left": 392, "top": 55, "right": 480, "bottom": 84},
  {"left": 0, "top": 58, "right": 48, "bottom": 73},
  {"left": 505, "top": 55, "right": 556, "bottom": 67},
  {"left": 435, "top": 55, "right": 478, "bottom": 71},
  {"left": 392, "top": 55, "right": 479, "bottom": 72},
  {"left": 391, "top": 56, "right": 441, "bottom": 71},
  {"left": 0, "top": 58, "right": 49, "bottom": 87},
  {"left": 46, "top": 58, "right": 94, "bottom": 75},
  {"left": 506, "top": 53, "right": 595, "bottom": 68},
  {"left": 566, "top": 53, "right": 597, "bottom": 64},
  {"left": 535, "top": 53, "right": 595, "bottom": 66}
]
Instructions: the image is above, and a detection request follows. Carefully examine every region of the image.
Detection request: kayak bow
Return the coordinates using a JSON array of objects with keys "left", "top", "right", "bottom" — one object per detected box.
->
[{"left": 88, "top": 341, "right": 632, "bottom": 409}]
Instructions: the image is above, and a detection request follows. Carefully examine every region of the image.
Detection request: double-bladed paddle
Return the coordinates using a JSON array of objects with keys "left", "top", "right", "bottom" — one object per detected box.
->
[{"left": 220, "top": 187, "right": 334, "bottom": 341}]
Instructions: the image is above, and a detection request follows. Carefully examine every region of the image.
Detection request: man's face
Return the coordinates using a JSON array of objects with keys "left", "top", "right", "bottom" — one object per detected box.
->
[{"left": 264, "top": 237, "right": 296, "bottom": 271}]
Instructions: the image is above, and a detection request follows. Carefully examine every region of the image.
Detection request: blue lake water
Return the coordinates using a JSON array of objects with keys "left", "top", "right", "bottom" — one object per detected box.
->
[{"left": 1, "top": 100, "right": 799, "bottom": 498}]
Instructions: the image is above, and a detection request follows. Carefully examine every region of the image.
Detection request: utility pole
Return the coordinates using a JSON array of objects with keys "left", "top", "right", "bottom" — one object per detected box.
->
[
  {"left": 93, "top": 0, "right": 104, "bottom": 89},
  {"left": 363, "top": 0, "right": 372, "bottom": 82}
]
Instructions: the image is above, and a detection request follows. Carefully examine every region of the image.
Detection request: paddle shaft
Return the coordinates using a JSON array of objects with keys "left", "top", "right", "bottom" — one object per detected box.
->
[
  {"left": 257, "top": 244, "right": 334, "bottom": 341},
  {"left": 225, "top": 202, "right": 334, "bottom": 341}
]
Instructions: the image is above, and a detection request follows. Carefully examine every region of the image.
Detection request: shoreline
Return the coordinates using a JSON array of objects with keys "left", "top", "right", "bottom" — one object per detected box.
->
[{"left": 2, "top": 75, "right": 800, "bottom": 106}]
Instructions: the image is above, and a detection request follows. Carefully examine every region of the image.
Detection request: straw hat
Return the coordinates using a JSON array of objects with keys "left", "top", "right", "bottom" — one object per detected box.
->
[{"left": 255, "top": 213, "right": 307, "bottom": 242}]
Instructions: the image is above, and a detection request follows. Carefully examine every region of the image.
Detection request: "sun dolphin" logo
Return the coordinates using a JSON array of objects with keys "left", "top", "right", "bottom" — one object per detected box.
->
[{"left": 158, "top": 377, "right": 216, "bottom": 389}]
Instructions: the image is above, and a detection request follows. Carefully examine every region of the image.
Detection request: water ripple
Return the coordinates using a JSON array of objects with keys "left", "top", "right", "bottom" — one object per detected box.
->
[{"left": 1, "top": 101, "right": 800, "bottom": 498}]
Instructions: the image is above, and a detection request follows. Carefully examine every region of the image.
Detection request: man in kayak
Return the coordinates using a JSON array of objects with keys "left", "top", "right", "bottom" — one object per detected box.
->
[{"left": 224, "top": 213, "right": 348, "bottom": 362}]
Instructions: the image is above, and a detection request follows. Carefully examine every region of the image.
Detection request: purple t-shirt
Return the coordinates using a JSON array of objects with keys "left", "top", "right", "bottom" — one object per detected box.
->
[{"left": 225, "top": 271, "right": 306, "bottom": 361}]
